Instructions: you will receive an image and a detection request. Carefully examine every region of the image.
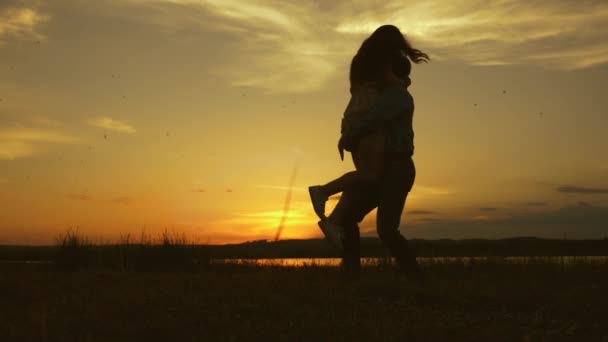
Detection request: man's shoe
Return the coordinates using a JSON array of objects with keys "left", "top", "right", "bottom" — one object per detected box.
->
[
  {"left": 309, "top": 186, "right": 327, "bottom": 219},
  {"left": 318, "top": 219, "right": 344, "bottom": 252}
]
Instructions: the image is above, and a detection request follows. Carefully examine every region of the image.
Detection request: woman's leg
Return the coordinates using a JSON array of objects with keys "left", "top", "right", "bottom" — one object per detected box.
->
[
  {"left": 309, "top": 132, "right": 384, "bottom": 219},
  {"left": 321, "top": 131, "right": 384, "bottom": 197},
  {"left": 320, "top": 171, "right": 365, "bottom": 197},
  {"left": 376, "top": 157, "right": 420, "bottom": 275},
  {"left": 309, "top": 172, "right": 366, "bottom": 220}
]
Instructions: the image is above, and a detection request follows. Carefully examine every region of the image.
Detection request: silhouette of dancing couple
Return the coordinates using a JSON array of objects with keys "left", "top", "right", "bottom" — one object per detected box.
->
[{"left": 309, "top": 25, "right": 429, "bottom": 277}]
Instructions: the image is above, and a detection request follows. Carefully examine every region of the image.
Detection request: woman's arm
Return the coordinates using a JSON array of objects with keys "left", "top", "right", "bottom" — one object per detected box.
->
[{"left": 341, "top": 84, "right": 410, "bottom": 141}]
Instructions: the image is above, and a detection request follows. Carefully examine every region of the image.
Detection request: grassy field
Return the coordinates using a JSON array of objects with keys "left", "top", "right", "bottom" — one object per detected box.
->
[{"left": 2, "top": 259, "right": 608, "bottom": 342}]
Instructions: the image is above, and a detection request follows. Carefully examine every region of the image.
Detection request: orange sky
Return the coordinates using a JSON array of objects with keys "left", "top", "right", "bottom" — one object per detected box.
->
[{"left": 1, "top": 0, "right": 608, "bottom": 244}]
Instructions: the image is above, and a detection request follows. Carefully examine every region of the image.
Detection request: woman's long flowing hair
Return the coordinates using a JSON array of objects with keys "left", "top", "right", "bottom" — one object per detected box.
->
[{"left": 350, "top": 25, "right": 429, "bottom": 86}]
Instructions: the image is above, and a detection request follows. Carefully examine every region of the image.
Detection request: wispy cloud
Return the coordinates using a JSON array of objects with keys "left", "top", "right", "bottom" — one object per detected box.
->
[
  {"left": 0, "top": 178, "right": 9, "bottom": 184},
  {"left": 122, "top": 0, "right": 608, "bottom": 93},
  {"left": 0, "top": 141, "right": 34, "bottom": 160},
  {"left": 0, "top": 126, "right": 79, "bottom": 160},
  {"left": 557, "top": 185, "right": 608, "bottom": 195},
  {"left": 0, "top": 5, "right": 49, "bottom": 43},
  {"left": 67, "top": 194, "right": 133, "bottom": 204},
  {"left": 410, "top": 185, "right": 451, "bottom": 199},
  {"left": 127, "top": 0, "right": 339, "bottom": 92},
  {"left": 479, "top": 207, "right": 499, "bottom": 212},
  {"left": 197, "top": 0, "right": 336, "bottom": 93},
  {"left": 523, "top": 202, "right": 548, "bottom": 207},
  {"left": 29, "top": 116, "right": 64, "bottom": 127},
  {"left": 68, "top": 194, "right": 91, "bottom": 201},
  {"left": 236, "top": 210, "right": 307, "bottom": 219},
  {"left": 472, "top": 215, "right": 490, "bottom": 221},
  {"left": 408, "top": 210, "right": 435, "bottom": 215},
  {"left": 87, "top": 117, "right": 136, "bottom": 133},
  {"left": 255, "top": 184, "right": 305, "bottom": 192},
  {"left": 406, "top": 202, "right": 608, "bottom": 239},
  {"left": 179, "top": 0, "right": 295, "bottom": 29},
  {"left": 0, "top": 127, "right": 77, "bottom": 143},
  {"left": 111, "top": 196, "right": 132, "bottom": 204},
  {"left": 335, "top": 0, "right": 608, "bottom": 70}
]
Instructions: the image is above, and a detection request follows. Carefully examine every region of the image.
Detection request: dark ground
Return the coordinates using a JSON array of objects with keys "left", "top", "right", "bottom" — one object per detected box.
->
[
  {"left": 3, "top": 237, "right": 608, "bottom": 261},
  {"left": 2, "top": 259, "right": 607, "bottom": 342}
]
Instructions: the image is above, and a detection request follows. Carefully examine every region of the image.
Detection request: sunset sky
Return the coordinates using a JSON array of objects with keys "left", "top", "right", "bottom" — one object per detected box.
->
[{"left": 1, "top": 0, "right": 608, "bottom": 244}]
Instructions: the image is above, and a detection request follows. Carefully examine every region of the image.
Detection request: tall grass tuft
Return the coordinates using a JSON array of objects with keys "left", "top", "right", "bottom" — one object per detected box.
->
[
  {"left": 53, "top": 228, "right": 93, "bottom": 271},
  {"left": 52, "top": 228, "right": 211, "bottom": 272},
  {"left": 132, "top": 229, "right": 191, "bottom": 271}
]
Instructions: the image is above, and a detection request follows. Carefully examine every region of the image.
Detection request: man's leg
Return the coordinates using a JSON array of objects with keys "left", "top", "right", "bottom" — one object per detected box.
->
[
  {"left": 376, "top": 157, "right": 420, "bottom": 274},
  {"left": 341, "top": 221, "right": 360, "bottom": 276},
  {"left": 328, "top": 184, "right": 377, "bottom": 276}
]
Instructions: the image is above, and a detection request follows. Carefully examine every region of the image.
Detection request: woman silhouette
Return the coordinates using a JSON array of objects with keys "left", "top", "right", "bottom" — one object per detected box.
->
[{"left": 315, "top": 25, "right": 429, "bottom": 276}]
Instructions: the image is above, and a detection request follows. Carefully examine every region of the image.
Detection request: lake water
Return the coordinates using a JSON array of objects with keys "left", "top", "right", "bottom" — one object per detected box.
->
[
  {"left": 210, "top": 256, "right": 608, "bottom": 267},
  {"left": 1, "top": 256, "right": 606, "bottom": 268}
]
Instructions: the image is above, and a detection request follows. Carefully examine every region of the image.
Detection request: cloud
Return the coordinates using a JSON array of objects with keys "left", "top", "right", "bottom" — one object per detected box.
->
[
  {"left": 479, "top": 207, "right": 499, "bottom": 212},
  {"left": 181, "top": 0, "right": 295, "bottom": 29},
  {"left": 0, "top": 140, "right": 35, "bottom": 160},
  {"left": 122, "top": 0, "right": 341, "bottom": 92},
  {"left": 405, "top": 202, "right": 608, "bottom": 239},
  {"left": 255, "top": 184, "right": 292, "bottom": 191},
  {"left": 236, "top": 210, "right": 307, "bottom": 219},
  {"left": 108, "top": 0, "right": 608, "bottom": 93},
  {"left": 557, "top": 185, "right": 608, "bottom": 195},
  {"left": 111, "top": 196, "right": 132, "bottom": 204},
  {"left": 0, "top": 127, "right": 77, "bottom": 143},
  {"left": 524, "top": 202, "right": 548, "bottom": 207},
  {"left": 68, "top": 194, "right": 91, "bottom": 201},
  {"left": 472, "top": 215, "right": 490, "bottom": 221},
  {"left": 0, "top": 126, "right": 79, "bottom": 160},
  {"left": 67, "top": 194, "right": 133, "bottom": 204},
  {"left": 255, "top": 184, "right": 305, "bottom": 192},
  {"left": 408, "top": 210, "right": 435, "bottom": 215},
  {"left": 87, "top": 117, "right": 136, "bottom": 133},
  {"left": 192, "top": 188, "right": 206, "bottom": 193},
  {"left": 29, "top": 116, "right": 64, "bottom": 127},
  {"left": 334, "top": 0, "right": 608, "bottom": 70},
  {"left": 411, "top": 185, "right": 451, "bottom": 199},
  {"left": 0, "top": 4, "right": 49, "bottom": 43},
  {"left": 0, "top": 178, "right": 9, "bottom": 184}
]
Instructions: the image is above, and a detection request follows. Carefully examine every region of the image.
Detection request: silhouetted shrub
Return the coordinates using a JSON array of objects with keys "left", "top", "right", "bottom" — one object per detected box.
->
[
  {"left": 51, "top": 229, "right": 210, "bottom": 272},
  {"left": 53, "top": 229, "right": 93, "bottom": 271}
]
